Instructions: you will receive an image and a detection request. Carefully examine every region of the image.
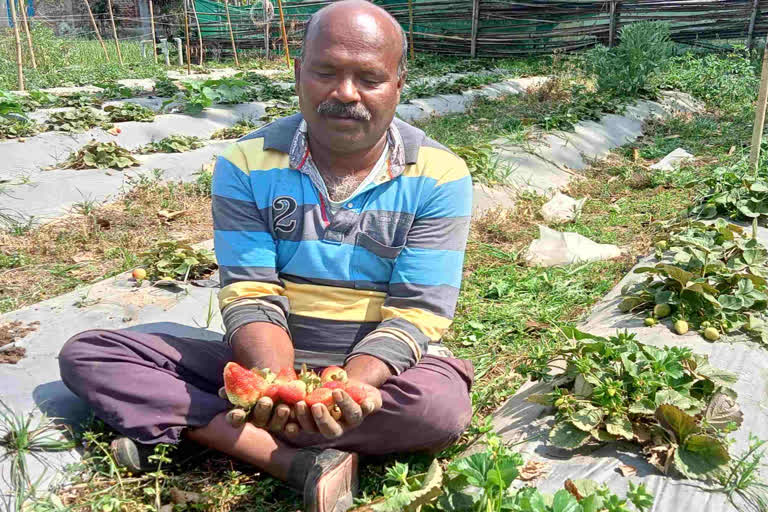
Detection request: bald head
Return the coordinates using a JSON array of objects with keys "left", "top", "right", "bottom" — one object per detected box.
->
[{"left": 301, "top": 0, "right": 408, "bottom": 77}]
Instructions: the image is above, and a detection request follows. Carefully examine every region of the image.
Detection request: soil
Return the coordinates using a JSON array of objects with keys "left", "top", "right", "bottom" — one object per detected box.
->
[{"left": 0, "top": 320, "right": 40, "bottom": 364}]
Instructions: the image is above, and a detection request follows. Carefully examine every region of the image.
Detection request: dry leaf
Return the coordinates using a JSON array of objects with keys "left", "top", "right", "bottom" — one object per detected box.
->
[
  {"left": 564, "top": 479, "right": 583, "bottom": 500},
  {"left": 159, "top": 505, "right": 173, "bottom": 512},
  {"left": 71, "top": 252, "right": 93, "bottom": 263},
  {"left": 524, "top": 319, "right": 549, "bottom": 333},
  {"left": 632, "top": 148, "right": 639, "bottom": 162},
  {"left": 170, "top": 488, "right": 203, "bottom": 505},
  {"left": 96, "top": 218, "right": 111, "bottom": 230},
  {"left": 728, "top": 145, "right": 736, "bottom": 156},
  {"left": 617, "top": 464, "right": 637, "bottom": 477},
  {"left": 158, "top": 209, "right": 187, "bottom": 221},
  {"left": 647, "top": 445, "right": 675, "bottom": 474},
  {"left": 518, "top": 459, "right": 550, "bottom": 481}
]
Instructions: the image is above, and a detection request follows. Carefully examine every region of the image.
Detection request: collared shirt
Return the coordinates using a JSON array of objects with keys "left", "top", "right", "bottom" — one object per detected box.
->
[
  {"left": 212, "top": 113, "right": 472, "bottom": 374},
  {"left": 290, "top": 119, "right": 395, "bottom": 215}
]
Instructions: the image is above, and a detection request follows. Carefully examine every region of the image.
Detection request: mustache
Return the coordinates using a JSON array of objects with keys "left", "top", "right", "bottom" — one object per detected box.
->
[{"left": 316, "top": 101, "right": 371, "bottom": 121}]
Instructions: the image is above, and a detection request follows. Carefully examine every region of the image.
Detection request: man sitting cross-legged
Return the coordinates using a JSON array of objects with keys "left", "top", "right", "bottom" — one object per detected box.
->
[{"left": 59, "top": 2, "right": 474, "bottom": 511}]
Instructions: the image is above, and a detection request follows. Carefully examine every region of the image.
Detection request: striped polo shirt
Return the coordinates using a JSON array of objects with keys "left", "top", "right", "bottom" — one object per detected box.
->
[{"left": 213, "top": 113, "right": 472, "bottom": 374}]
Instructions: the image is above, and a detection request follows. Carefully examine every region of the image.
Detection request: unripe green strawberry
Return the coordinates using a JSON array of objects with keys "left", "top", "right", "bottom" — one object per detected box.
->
[
  {"left": 674, "top": 319, "right": 689, "bottom": 335},
  {"left": 654, "top": 304, "right": 672, "bottom": 319},
  {"left": 644, "top": 317, "right": 657, "bottom": 327},
  {"left": 655, "top": 241, "right": 668, "bottom": 251},
  {"left": 703, "top": 327, "right": 720, "bottom": 341}
]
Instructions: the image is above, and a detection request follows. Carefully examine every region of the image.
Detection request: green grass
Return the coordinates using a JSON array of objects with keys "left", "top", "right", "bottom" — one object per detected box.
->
[{"left": 12, "top": 46, "right": 768, "bottom": 510}]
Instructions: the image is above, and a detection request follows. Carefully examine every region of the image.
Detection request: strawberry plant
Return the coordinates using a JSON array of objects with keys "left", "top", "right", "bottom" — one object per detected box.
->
[
  {"left": 620, "top": 220, "right": 768, "bottom": 342},
  {"left": 524, "top": 329, "right": 742, "bottom": 480},
  {"left": 45, "top": 108, "right": 111, "bottom": 133},
  {"left": 62, "top": 141, "right": 139, "bottom": 170},
  {"left": 356, "top": 433, "right": 655, "bottom": 511},
  {"left": 0, "top": 117, "right": 39, "bottom": 140},
  {"left": 95, "top": 82, "right": 140, "bottom": 100},
  {"left": 139, "top": 135, "right": 204, "bottom": 154},
  {"left": 59, "top": 92, "right": 101, "bottom": 108},
  {"left": 0, "top": 89, "right": 24, "bottom": 116},
  {"left": 210, "top": 118, "right": 259, "bottom": 140},
  {"left": 104, "top": 103, "right": 155, "bottom": 122},
  {"left": 689, "top": 161, "right": 768, "bottom": 233},
  {"left": 170, "top": 77, "right": 252, "bottom": 114},
  {"left": 20, "top": 90, "right": 59, "bottom": 111},
  {"left": 261, "top": 102, "right": 299, "bottom": 123},
  {"left": 138, "top": 240, "right": 217, "bottom": 282}
]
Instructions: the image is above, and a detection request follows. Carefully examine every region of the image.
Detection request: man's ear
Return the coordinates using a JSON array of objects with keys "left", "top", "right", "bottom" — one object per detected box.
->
[{"left": 294, "top": 58, "right": 301, "bottom": 86}]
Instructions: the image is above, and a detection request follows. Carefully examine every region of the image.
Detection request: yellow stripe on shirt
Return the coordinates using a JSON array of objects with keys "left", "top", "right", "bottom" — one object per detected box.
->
[
  {"left": 381, "top": 305, "right": 453, "bottom": 341},
  {"left": 284, "top": 281, "right": 386, "bottom": 322},
  {"left": 219, "top": 281, "right": 285, "bottom": 309}
]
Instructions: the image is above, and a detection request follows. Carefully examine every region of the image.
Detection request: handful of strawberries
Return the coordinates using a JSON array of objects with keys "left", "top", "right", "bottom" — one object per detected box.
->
[{"left": 221, "top": 362, "right": 370, "bottom": 428}]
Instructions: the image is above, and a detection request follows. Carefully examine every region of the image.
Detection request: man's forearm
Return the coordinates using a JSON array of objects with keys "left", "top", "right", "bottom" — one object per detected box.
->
[
  {"left": 231, "top": 322, "right": 294, "bottom": 372},
  {"left": 344, "top": 355, "right": 393, "bottom": 388}
]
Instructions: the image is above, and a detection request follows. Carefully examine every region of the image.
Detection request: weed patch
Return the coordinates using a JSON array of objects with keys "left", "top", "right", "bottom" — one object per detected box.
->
[
  {"left": 0, "top": 172, "right": 213, "bottom": 313},
  {"left": 211, "top": 118, "right": 260, "bottom": 140}
]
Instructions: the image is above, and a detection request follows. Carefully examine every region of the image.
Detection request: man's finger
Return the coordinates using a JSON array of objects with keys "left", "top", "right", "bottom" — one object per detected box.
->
[
  {"left": 268, "top": 404, "right": 291, "bottom": 433},
  {"left": 360, "top": 399, "right": 376, "bottom": 416},
  {"left": 251, "top": 397, "right": 274, "bottom": 428},
  {"left": 295, "top": 401, "right": 318, "bottom": 433},
  {"left": 312, "top": 403, "right": 344, "bottom": 439},
  {"left": 333, "top": 389, "right": 363, "bottom": 427},
  {"left": 284, "top": 422, "right": 300, "bottom": 438}
]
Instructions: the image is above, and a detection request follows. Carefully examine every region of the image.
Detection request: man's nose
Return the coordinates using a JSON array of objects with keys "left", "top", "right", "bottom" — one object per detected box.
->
[{"left": 331, "top": 77, "right": 361, "bottom": 104}]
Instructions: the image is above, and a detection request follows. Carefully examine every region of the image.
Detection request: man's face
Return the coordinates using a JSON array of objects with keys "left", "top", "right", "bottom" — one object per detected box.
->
[{"left": 295, "top": 13, "right": 405, "bottom": 155}]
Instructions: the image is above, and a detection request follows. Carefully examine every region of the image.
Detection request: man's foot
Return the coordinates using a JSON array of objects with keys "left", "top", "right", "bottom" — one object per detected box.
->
[
  {"left": 288, "top": 448, "right": 358, "bottom": 512},
  {"left": 109, "top": 437, "right": 157, "bottom": 473}
]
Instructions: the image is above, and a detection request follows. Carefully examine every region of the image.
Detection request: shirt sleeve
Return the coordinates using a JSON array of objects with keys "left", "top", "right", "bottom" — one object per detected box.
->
[
  {"left": 346, "top": 157, "right": 473, "bottom": 374},
  {"left": 213, "top": 143, "right": 291, "bottom": 346}
]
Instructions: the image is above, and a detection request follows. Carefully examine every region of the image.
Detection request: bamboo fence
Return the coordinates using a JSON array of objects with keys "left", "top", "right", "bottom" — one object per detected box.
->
[{"left": 188, "top": 0, "right": 768, "bottom": 57}]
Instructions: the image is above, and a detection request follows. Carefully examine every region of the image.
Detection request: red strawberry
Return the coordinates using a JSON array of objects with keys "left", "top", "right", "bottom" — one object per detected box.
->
[
  {"left": 278, "top": 380, "right": 307, "bottom": 405},
  {"left": 344, "top": 380, "right": 369, "bottom": 405},
  {"left": 275, "top": 367, "right": 298, "bottom": 383},
  {"left": 320, "top": 366, "right": 348, "bottom": 384},
  {"left": 223, "top": 362, "right": 267, "bottom": 408},
  {"left": 322, "top": 380, "right": 346, "bottom": 391},
  {"left": 305, "top": 387, "right": 334, "bottom": 408},
  {"left": 263, "top": 384, "right": 281, "bottom": 402}
]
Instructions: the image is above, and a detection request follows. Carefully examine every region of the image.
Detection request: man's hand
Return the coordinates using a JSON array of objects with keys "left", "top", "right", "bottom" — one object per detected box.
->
[{"left": 293, "top": 385, "right": 383, "bottom": 439}]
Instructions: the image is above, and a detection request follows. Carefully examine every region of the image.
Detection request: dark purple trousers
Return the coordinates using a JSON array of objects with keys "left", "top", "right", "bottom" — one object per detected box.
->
[{"left": 58, "top": 329, "right": 474, "bottom": 455}]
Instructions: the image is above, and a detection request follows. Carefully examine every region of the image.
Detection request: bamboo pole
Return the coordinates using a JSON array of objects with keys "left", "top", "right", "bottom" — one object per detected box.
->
[
  {"left": 470, "top": 0, "right": 479, "bottom": 57},
  {"left": 17, "top": 0, "right": 37, "bottom": 69},
  {"left": 191, "top": 0, "right": 204, "bottom": 66},
  {"left": 749, "top": 35, "right": 768, "bottom": 173},
  {"left": 408, "top": 0, "right": 415, "bottom": 60},
  {"left": 83, "top": 0, "right": 110, "bottom": 62},
  {"left": 275, "top": 0, "right": 291, "bottom": 68},
  {"left": 106, "top": 0, "right": 123, "bottom": 65},
  {"left": 223, "top": 0, "right": 239, "bottom": 67},
  {"left": 608, "top": 0, "right": 620, "bottom": 47},
  {"left": 747, "top": 0, "right": 760, "bottom": 51},
  {"left": 7, "top": 0, "right": 24, "bottom": 90},
  {"left": 263, "top": 0, "right": 270, "bottom": 61},
  {"left": 182, "top": 0, "right": 192, "bottom": 74},
  {"left": 148, "top": 0, "right": 157, "bottom": 63}
]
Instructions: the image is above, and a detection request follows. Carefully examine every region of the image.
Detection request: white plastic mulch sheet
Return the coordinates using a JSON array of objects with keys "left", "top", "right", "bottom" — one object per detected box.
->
[{"left": 489, "top": 253, "right": 768, "bottom": 511}]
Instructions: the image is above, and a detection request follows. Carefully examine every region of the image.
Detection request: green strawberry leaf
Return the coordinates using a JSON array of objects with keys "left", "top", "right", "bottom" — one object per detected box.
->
[
  {"left": 674, "top": 435, "right": 730, "bottom": 478},
  {"left": 655, "top": 404, "right": 699, "bottom": 444},
  {"left": 549, "top": 421, "right": 590, "bottom": 449}
]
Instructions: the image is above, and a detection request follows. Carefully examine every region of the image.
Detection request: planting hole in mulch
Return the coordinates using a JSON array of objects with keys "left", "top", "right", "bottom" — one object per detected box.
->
[{"left": 0, "top": 320, "right": 40, "bottom": 364}]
